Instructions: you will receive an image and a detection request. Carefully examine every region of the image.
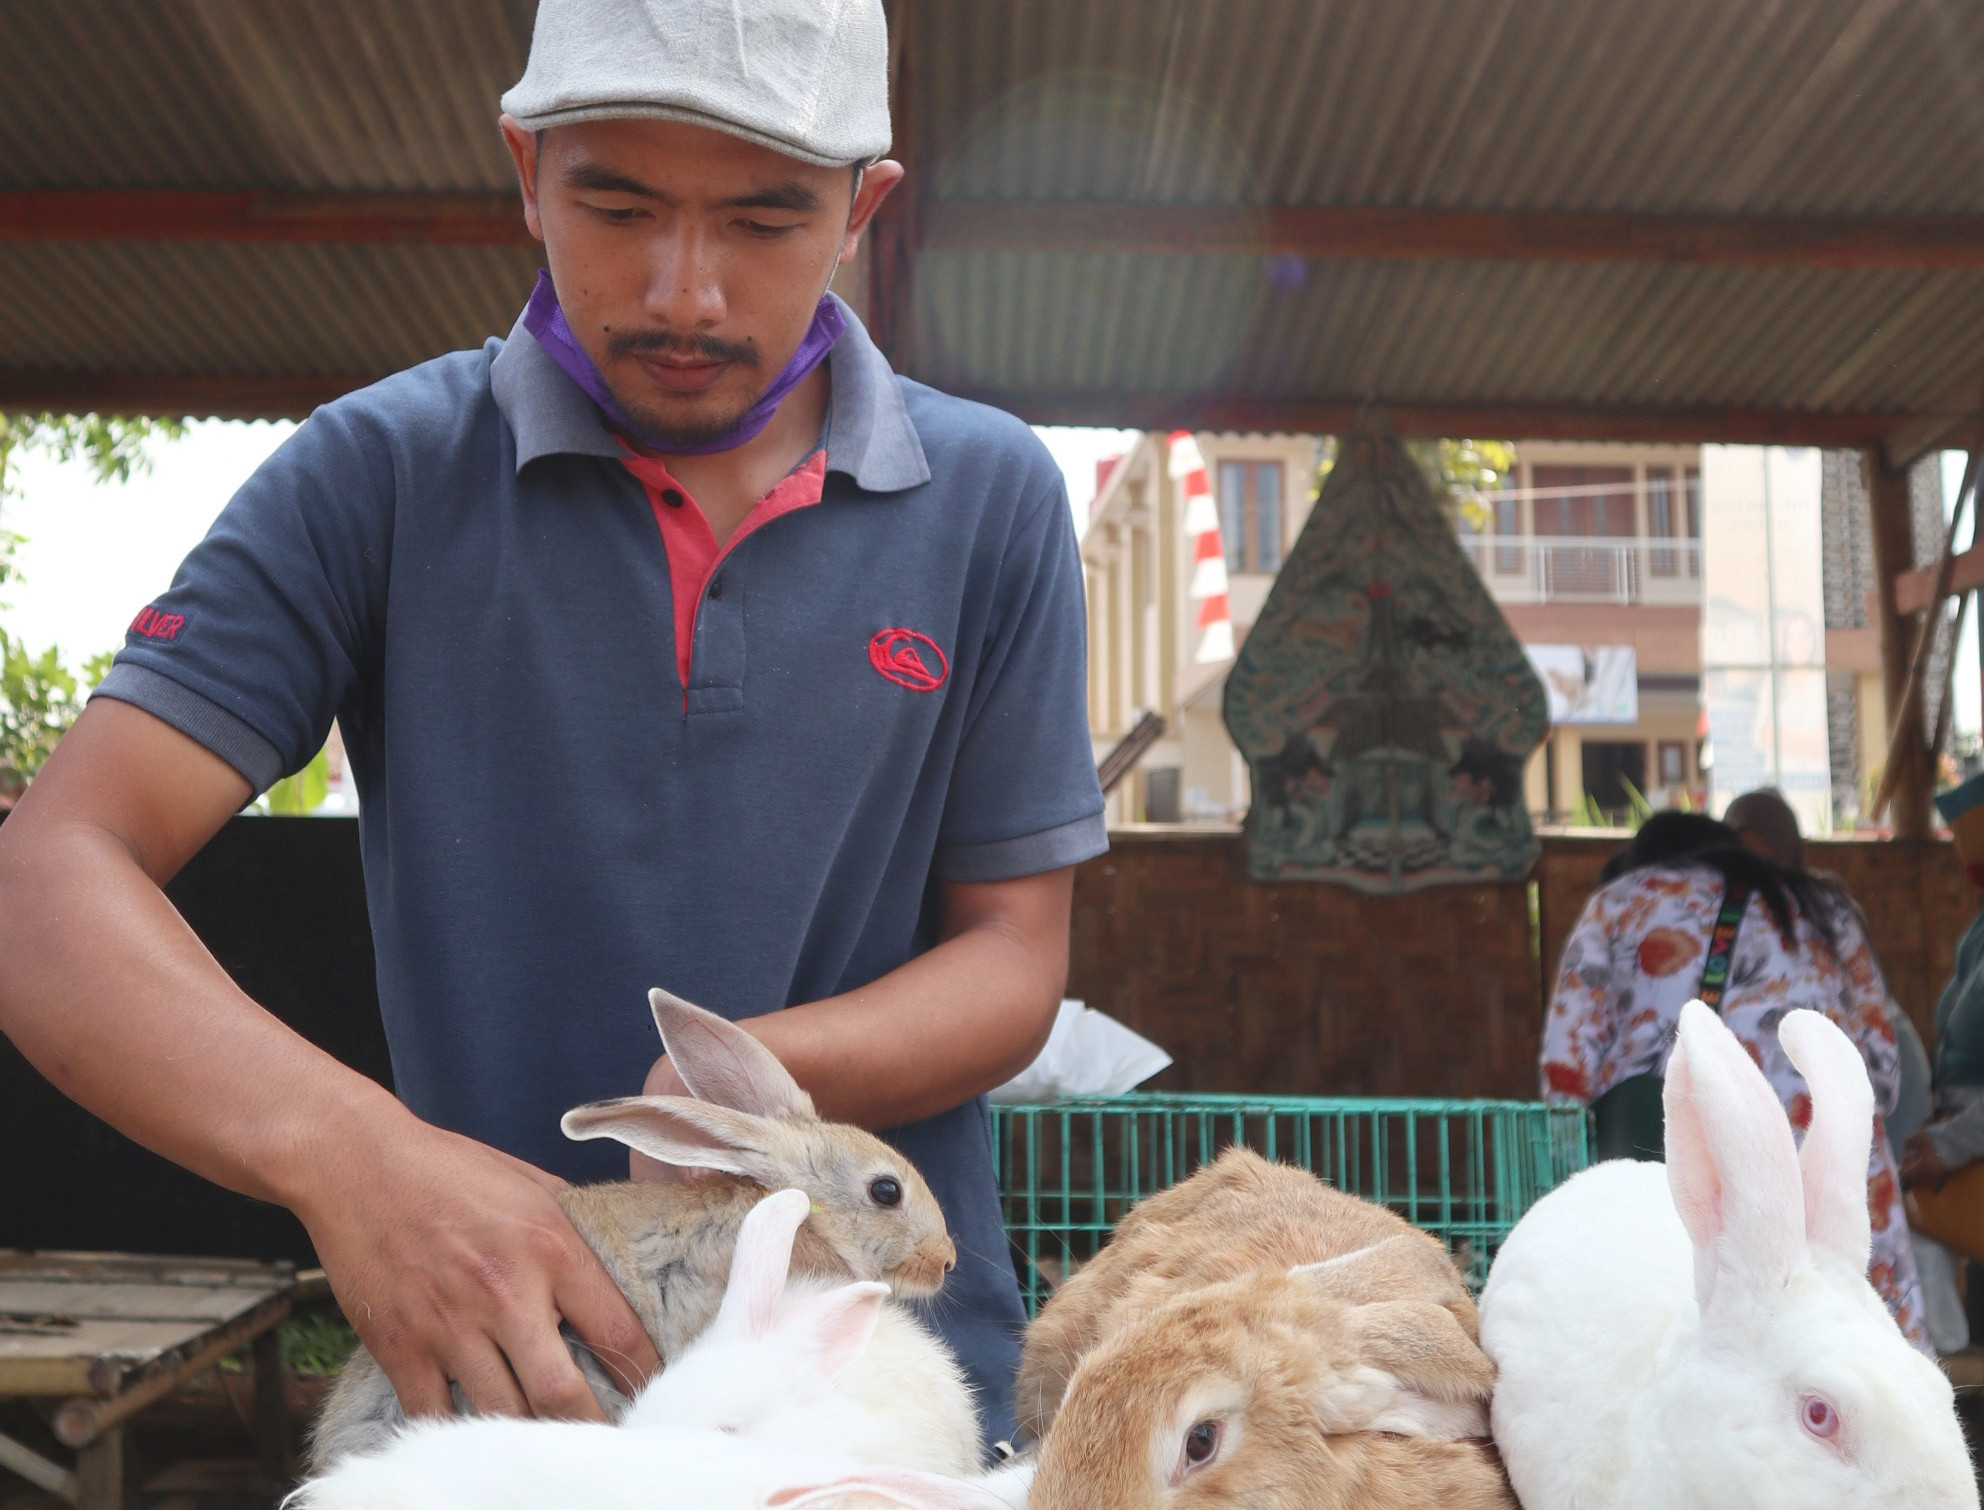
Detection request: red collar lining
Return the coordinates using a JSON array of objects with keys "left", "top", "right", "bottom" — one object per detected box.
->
[{"left": 620, "top": 451, "right": 829, "bottom": 698}]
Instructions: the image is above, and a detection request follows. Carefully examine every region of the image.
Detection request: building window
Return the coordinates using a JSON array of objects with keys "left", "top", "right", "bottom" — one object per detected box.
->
[
  {"left": 1648, "top": 466, "right": 1678, "bottom": 577},
  {"left": 1581, "top": 740, "right": 1649, "bottom": 824},
  {"left": 1684, "top": 466, "right": 1703, "bottom": 579},
  {"left": 1658, "top": 740, "right": 1687, "bottom": 785},
  {"left": 1531, "top": 465, "right": 1635, "bottom": 537},
  {"left": 1493, "top": 479, "right": 1522, "bottom": 573},
  {"left": 1533, "top": 464, "right": 1635, "bottom": 600},
  {"left": 1216, "top": 460, "right": 1286, "bottom": 573}
]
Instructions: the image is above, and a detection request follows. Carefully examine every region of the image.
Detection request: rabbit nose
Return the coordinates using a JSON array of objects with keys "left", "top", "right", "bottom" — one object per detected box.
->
[{"left": 891, "top": 1236, "right": 958, "bottom": 1297}]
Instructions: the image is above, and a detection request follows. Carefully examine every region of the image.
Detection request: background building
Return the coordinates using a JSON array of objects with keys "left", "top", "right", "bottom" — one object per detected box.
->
[{"left": 1085, "top": 436, "right": 1954, "bottom": 829}]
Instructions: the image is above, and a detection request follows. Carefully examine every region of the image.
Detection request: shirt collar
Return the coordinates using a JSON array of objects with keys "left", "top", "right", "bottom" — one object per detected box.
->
[{"left": 489, "top": 293, "right": 929, "bottom": 493}]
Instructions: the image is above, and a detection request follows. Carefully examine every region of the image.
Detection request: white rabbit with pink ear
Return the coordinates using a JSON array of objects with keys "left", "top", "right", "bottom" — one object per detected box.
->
[
  {"left": 625, "top": 1187, "right": 984, "bottom": 1475},
  {"left": 289, "top": 1190, "right": 1016, "bottom": 1510},
  {"left": 1481, "top": 1001, "right": 1977, "bottom": 1510}
]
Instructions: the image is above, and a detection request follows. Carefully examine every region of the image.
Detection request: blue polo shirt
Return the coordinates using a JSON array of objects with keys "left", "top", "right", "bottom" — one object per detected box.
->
[{"left": 96, "top": 298, "right": 1106, "bottom": 1439}]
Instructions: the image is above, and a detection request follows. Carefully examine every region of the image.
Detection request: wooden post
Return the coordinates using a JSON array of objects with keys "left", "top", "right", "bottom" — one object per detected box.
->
[
  {"left": 252, "top": 1326, "right": 293, "bottom": 1483},
  {"left": 73, "top": 1425, "right": 120, "bottom": 1510},
  {"left": 865, "top": 0, "right": 917, "bottom": 365},
  {"left": 1867, "top": 450, "right": 1932, "bottom": 837}
]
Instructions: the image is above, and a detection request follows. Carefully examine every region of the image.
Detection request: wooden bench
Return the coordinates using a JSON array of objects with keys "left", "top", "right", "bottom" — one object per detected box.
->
[{"left": 0, "top": 1251, "right": 324, "bottom": 1509}]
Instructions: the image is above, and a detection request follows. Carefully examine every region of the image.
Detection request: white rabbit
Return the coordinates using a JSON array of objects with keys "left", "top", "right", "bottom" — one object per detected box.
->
[
  {"left": 1480, "top": 1000, "right": 1977, "bottom": 1510},
  {"left": 292, "top": 1191, "right": 1013, "bottom": 1510},
  {"left": 626, "top": 1187, "right": 982, "bottom": 1475},
  {"left": 288, "top": 1416, "right": 1023, "bottom": 1510},
  {"left": 310, "top": 988, "right": 961, "bottom": 1471}
]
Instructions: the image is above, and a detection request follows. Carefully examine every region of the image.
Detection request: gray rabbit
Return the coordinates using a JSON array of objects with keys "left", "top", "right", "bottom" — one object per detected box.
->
[{"left": 308, "top": 988, "right": 957, "bottom": 1471}]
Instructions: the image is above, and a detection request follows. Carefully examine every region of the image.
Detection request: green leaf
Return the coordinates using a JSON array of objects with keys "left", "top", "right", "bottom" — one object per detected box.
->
[
  {"left": 0, "top": 632, "right": 85, "bottom": 785},
  {"left": 0, "top": 412, "right": 186, "bottom": 499},
  {"left": 263, "top": 747, "right": 330, "bottom": 815},
  {"left": 1618, "top": 775, "right": 1654, "bottom": 830}
]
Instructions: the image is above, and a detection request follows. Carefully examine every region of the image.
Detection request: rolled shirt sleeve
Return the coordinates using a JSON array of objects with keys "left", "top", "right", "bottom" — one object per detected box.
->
[{"left": 92, "top": 400, "right": 395, "bottom": 793}]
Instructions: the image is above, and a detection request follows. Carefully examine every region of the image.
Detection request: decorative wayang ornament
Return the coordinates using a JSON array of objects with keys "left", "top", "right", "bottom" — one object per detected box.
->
[{"left": 1223, "top": 417, "right": 1547, "bottom": 892}]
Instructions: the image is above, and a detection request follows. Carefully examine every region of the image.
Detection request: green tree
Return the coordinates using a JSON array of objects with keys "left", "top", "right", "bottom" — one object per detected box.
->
[
  {"left": 261, "top": 748, "right": 331, "bottom": 815},
  {"left": 1309, "top": 435, "right": 1518, "bottom": 534},
  {"left": 0, "top": 413, "right": 184, "bottom": 798},
  {"left": 1414, "top": 437, "right": 1517, "bottom": 534}
]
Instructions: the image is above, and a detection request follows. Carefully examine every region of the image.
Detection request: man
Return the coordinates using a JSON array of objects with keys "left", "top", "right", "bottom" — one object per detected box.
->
[{"left": 0, "top": 0, "right": 1102, "bottom": 1446}]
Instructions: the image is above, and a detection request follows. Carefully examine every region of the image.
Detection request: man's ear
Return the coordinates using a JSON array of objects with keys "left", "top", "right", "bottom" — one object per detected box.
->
[
  {"left": 839, "top": 159, "right": 905, "bottom": 265},
  {"left": 498, "top": 113, "right": 545, "bottom": 242}
]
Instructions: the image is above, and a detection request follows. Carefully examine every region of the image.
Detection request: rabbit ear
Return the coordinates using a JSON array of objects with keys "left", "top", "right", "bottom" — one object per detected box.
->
[
  {"left": 648, "top": 989, "right": 816, "bottom": 1120},
  {"left": 1776, "top": 1008, "right": 1874, "bottom": 1276},
  {"left": 766, "top": 1467, "right": 1021, "bottom": 1510},
  {"left": 1663, "top": 999, "right": 1805, "bottom": 1314},
  {"left": 770, "top": 1280, "right": 890, "bottom": 1382},
  {"left": 710, "top": 1187, "right": 814, "bottom": 1340},
  {"left": 560, "top": 1095, "right": 785, "bottom": 1183},
  {"left": 1290, "top": 1233, "right": 1468, "bottom": 1310},
  {"left": 1312, "top": 1299, "right": 1493, "bottom": 1441}
]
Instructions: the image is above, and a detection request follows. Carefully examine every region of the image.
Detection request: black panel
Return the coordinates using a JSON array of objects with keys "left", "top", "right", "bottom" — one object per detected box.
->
[{"left": 0, "top": 815, "right": 386, "bottom": 1264}]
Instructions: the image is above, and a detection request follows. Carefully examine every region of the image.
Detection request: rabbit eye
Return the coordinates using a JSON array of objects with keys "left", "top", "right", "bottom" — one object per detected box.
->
[
  {"left": 1800, "top": 1395, "right": 1839, "bottom": 1441},
  {"left": 868, "top": 1176, "right": 902, "bottom": 1208},
  {"left": 1184, "top": 1419, "right": 1221, "bottom": 1466}
]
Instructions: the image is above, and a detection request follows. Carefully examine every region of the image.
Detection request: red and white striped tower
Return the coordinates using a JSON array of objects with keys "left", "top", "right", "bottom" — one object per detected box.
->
[{"left": 1170, "top": 431, "right": 1233, "bottom": 664}]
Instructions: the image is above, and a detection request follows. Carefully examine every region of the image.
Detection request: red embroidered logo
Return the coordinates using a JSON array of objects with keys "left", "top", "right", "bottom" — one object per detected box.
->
[
  {"left": 868, "top": 628, "right": 948, "bottom": 692},
  {"left": 129, "top": 606, "right": 187, "bottom": 642}
]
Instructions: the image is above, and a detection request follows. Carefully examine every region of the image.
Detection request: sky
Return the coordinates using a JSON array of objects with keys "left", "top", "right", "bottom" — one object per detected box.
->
[
  {"left": 2, "top": 422, "right": 1975, "bottom": 740},
  {"left": 2, "top": 420, "right": 297, "bottom": 667}
]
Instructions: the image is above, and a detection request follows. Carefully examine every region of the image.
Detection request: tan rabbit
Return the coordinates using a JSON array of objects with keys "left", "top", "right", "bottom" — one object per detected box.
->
[
  {"left": 1016, "top": 1146, "right": 1478, "bottom": 1439},
  {"left": 1029, "top": 1268, "right": 1515, "bottom": 1510},
  {"left": 309, "top": 988, "right": 958, "bottom": 1472}
]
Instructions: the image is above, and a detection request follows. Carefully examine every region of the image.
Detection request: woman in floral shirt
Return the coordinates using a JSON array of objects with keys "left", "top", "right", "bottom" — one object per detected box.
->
[{"left": 1542, "top": 811, "right": 1927, "bottom": 1349}]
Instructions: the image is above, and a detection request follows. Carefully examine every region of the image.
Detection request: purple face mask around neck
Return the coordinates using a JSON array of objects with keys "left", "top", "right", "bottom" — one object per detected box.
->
[{"left": 520, "top": 269, "right": 845, "bottom": 455}]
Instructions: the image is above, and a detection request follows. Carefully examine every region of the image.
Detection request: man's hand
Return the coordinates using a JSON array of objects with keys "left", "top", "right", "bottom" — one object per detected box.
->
[
  {"left": 1902, "top": 1130, "right": 1955, "bottom": 1191},
  {"left": 302, "top": 1116, "right": 658, "bottom": 1419}
]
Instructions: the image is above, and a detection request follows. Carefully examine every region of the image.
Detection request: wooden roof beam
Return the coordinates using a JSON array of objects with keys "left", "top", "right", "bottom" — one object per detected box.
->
[
  {"left": 1896, "top": 547, "right": 1984, "bottom": 615},
  {"left": 8, "top": 195, "right": 1984, "bottom": 272},
  {"left": 0, "top": 191, "right": 533, "bottom": 245},
  {"left": 924, "top": 203, "right": 1984, "bottom": 271}
]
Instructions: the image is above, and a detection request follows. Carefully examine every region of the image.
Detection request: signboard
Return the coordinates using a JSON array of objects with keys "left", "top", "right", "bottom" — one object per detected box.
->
[{"left": 1525, "top": 645, "right": 1638, "bottom": 725}]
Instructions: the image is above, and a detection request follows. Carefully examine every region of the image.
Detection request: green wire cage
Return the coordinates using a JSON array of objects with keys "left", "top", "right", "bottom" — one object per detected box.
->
[{"left": 989, "top": 1094, "right": 1589, "bottom": 1316}]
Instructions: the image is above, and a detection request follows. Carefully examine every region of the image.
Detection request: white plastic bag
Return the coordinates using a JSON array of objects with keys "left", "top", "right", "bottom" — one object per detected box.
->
[{"left": 990, "top": 1000, "right": 1172, "bottom": 1102}]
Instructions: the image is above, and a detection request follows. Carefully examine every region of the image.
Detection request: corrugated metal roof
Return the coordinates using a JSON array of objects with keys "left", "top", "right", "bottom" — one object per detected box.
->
[
  {"left": 0, "top": 0, "right": 531, "bottom": 191},
  {"left": 0, "top": 241, "right": 540, "bottom": 375},
  {"left": 0, "top": 0, "right": 1980, "bottom": 440},
  {"left": 913, "top": 0, "right": 1984, "bottom": 215}
]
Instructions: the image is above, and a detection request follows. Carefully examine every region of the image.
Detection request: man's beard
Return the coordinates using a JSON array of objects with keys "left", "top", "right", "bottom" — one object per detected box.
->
[{"left": 605, "top": 327, "right": 764, "bottom": 449}]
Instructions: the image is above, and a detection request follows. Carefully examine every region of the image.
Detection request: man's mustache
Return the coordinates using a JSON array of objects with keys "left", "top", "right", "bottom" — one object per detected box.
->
[{"left": 609, "top": 329, "right": 758, "bottom": 366}]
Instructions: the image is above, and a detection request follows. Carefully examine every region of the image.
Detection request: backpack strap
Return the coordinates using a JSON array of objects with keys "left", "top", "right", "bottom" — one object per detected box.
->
[{"left": 1697, "top": 882, "right": 1753, "bottom": 1011}]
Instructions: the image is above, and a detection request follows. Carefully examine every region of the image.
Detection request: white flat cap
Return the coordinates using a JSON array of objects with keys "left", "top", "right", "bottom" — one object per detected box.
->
[{"left": 501, "top": 0, "right": 891, "bottom": 168}]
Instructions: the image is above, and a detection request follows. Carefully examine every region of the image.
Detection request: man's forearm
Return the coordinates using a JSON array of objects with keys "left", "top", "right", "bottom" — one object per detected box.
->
[
  {"left": 0, "top": 807, "right": 415, "bottom": 1211},
  {"left": 0, "top": 702, "right": 412, "bottom": 1216},
  {"left": 647, "top": 869, "right": 1073, "bottom": 1129}
]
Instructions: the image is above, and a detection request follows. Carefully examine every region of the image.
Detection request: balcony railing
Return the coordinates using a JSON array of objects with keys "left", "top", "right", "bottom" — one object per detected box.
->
[{"left": 1458, "top": 534, "right": 1701, "bottom": 606}]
